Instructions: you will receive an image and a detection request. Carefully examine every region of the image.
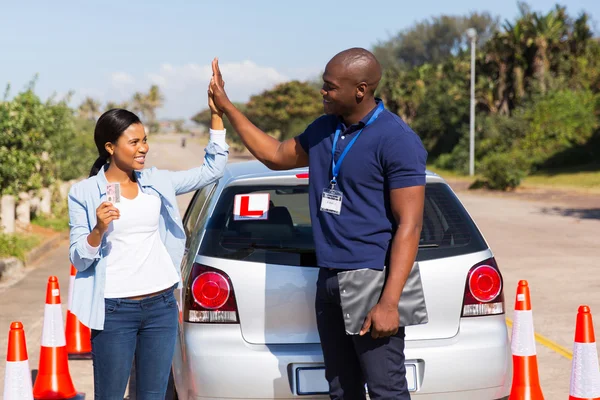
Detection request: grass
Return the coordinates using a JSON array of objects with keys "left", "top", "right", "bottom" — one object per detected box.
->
[
  {"left": 426, "top": 165, "right": 476, "bottom": 181},
  {"left": 427, "top": 163, "right": 600, "bottom": 193},
  {"left": 0, "top": 233, "right": 42, "bottom": 262},
  {"left": 31, "top": 214, "right": 70, "bottom": 232},
  {"left": 523, "top": 164, "right": 600, "bottom": 191}
]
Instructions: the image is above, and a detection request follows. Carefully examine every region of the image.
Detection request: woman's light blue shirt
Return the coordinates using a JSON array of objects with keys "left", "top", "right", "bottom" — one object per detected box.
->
[{"left": 68, "top": 140, "right": 228, "bottom": 330}]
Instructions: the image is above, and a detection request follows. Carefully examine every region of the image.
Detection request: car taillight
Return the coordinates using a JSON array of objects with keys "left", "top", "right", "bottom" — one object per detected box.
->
[
  {"left": 184, "top": 263, "right": 239, "bottom": 323},
  {"left": 461, "top": 258, "right": 505, "bottom": 317},
  {"left": 295, "top": 173, "right": 309, "bottom": 179}
]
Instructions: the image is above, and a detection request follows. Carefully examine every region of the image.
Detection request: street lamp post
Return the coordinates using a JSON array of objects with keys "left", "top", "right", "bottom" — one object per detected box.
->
[{"left": 466, "top": 28, "right": 477, "bottom": 176}]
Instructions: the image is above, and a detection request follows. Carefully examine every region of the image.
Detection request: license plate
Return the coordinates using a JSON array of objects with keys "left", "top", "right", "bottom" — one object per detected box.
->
[
  {"left": 296, "top": 367, "right": 329, "bottom": 395},
  {"left": 295, "top": 363, "right": 417, "bottom": 395}
]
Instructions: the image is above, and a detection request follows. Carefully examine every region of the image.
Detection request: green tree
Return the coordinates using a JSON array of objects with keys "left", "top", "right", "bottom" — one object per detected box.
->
[
  {"left": 530, "top": 7, "right": 567, "bottom": 93},
  {"left": 0, "top": 86, "right": 97, "bottom": 194},
  {"left": 0, "top": 90, "right": 51, "bottom": 194},
  {"left": 191, "top": 103, "right": 247, "bottom": 150},
  {"left": 521, "top": 90, "right": 598, "bottom": 164},
  {"left": 373, "top": 12, "right": 499, "bottom": 69},
  {"left": 245, "top": 81, "right": 322, "bottom": 140}
]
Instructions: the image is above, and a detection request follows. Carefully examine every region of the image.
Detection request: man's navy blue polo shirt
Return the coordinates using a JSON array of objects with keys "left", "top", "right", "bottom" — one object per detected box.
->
[{"left": 297, "top": 100, "right": 427, "bottom": 271}]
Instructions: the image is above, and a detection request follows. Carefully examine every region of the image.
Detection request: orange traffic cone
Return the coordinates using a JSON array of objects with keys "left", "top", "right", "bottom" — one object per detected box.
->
[
  {"left": 569, "top": 305, "right": 600, "bottom": 400},
  {"left": 65, "top": 265, "right": 92, "bottom": 360},
  {"left": 509, "top": 280, "right": 544, "bottom": 400},
  {"left": 3, "top": 322, "right": 33, "bottom": 400},
  {"left": 32, "top": 276, "right": 82, "bottom": 400}
]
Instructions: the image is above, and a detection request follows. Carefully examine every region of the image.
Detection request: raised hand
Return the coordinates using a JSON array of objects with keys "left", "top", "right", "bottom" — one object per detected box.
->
[
  {"left": 208, "top": 77, "right": 223, "bottom": 117},
  {"left": 208, "top": 58, "right": 232, "bottom": 112}
]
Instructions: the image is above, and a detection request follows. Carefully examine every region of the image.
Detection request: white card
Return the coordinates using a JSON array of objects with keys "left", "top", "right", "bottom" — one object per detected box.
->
[{"left": 106, "top": 183, "right": 121, "bottom": 204}]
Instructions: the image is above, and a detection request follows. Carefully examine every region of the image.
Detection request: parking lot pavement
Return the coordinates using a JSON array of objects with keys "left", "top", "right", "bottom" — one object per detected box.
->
[{"left": 456, "top": 191, "right": 600, "bottom": 398}]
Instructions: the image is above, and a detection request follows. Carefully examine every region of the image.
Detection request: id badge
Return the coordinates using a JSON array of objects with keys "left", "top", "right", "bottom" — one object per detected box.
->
[{"left": 320, "top": 188, "right": 343, "bottom": 215}]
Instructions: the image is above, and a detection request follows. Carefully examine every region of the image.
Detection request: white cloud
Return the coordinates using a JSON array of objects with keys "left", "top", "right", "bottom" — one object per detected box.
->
[
  {"left": 110, "top": 72, "right": 136, "bottom": 98},
  {"left": 111, "top": 72, "right": 135, "bottom": 86},
  {"left": 146, "top": 61, "right": 290, "bottom": 118},
  {"left": 74, "top": 60, "right": 311, "bottom": 119}
]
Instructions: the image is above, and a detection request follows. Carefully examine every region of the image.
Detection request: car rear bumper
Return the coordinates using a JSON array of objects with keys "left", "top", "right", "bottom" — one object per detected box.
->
[{"left": 173, "top": 315, "right": 511, "bottom": 399}]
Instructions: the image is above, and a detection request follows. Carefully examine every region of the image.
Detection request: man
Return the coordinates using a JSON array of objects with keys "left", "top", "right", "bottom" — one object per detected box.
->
[{"left": 209, "top": 48, "right": 427, "bottom": 399}]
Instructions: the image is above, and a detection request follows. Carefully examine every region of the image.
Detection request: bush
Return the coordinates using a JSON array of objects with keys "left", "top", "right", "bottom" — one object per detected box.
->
[
  {"left": 50, "top": 117, "right": 97, "bottom": 181},
  {"left": 521, "top": 90, "right": 598, "bottom": 165},
  {"left": 0, "top": 88, "right": 53, "bottom": 195},
  {"left": 479, "top": 151, "right": 530, "bottom": 190},
  {"left": 0, "top": 233, "right": 41, "bottom": 261},
  {"left": 0, "top": 84, "right": 95, "bottom": 195}
]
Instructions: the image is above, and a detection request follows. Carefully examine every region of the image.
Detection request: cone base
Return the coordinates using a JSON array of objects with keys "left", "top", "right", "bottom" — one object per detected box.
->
[
  {"left": 67, "top": 352, "right": 92, "bottom": 360},
  {"left": 33, "top": 346, "right": 77, "bottom": 399},
  {"left": 34, "top": 393, "right": 85, "bottom": 400},
  {"left": 509, "top": 355, "right": 544, "bottom": 400}
]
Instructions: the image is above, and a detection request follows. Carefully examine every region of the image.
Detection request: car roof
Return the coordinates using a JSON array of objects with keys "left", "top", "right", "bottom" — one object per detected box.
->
[{"left": 223, "top": 160, "right": 445, "bottom": 184}]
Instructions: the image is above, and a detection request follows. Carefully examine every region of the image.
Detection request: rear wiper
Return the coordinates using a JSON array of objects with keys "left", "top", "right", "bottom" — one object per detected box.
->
[{"left": 418, "top": 243, "right": 439, "bottom": 248}]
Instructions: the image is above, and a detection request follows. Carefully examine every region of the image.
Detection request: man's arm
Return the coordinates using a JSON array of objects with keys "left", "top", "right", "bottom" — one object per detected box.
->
[
  {"left": 209, "top": 58, "right": 308, "bottom": 170},
  {"left": 360, "top": 185, "right": 425, "bottom": 338},
  {"left": 380, "top": 186, "right": 425, "bottom": 307},
  {"left": 222, "top": 103, "right": 308, "bottom": 170}
]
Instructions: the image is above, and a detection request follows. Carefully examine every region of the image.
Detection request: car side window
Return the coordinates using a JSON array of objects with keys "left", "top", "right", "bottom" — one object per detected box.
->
[{"left": 183, "top": 183, "right": 216, "bottom": 248}]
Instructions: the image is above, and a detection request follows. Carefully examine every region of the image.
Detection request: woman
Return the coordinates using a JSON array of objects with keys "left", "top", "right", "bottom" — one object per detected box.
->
[{"left": 68, "top": 91, "right": 228, "bottom": 399}]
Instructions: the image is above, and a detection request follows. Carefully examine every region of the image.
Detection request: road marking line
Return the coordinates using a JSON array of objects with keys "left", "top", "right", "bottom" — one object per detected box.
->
[{"left": 506, "top": 318, "right": 573, "bottom": 360}]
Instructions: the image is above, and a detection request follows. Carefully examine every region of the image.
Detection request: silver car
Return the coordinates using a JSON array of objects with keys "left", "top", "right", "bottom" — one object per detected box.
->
[{"left": 171, "top": 160, "right": 512, "bottom": 399}]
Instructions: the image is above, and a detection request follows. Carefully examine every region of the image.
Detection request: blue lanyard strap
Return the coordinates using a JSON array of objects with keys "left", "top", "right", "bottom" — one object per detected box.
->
[{"left": 331, "top": 101, "right": 385, "bottom": 185}]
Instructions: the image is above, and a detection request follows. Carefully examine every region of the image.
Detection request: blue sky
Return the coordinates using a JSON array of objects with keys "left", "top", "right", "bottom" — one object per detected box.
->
[{"left": 1, "top": 0, "right": 598, "bottom": 119}]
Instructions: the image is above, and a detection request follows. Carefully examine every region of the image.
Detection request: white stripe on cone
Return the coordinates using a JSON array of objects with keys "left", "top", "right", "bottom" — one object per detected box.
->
[
  {"left": 67, "top": 275, "right": 75, "bottom": 311},
  {"left": 570, "top": 342, "right": 600, "bottom": 398},
  {"left": 3, "top": 360, "right": 34, "bottom": 400},
  {"left": 41, "top": 304, "right": 66, "bottom": 348},
  {"left": 511, "top": 310, "right": 537, "bottom": 356}
]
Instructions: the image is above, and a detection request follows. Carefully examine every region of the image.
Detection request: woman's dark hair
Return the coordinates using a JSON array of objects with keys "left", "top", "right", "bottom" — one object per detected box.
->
[{"left": 89, "top": 109, "right": 142, "bottom": 177}]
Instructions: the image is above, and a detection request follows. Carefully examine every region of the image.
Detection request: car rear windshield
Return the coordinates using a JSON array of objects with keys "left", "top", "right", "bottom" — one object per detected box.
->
[{"left": 198, "top": 182, "right": 487, "bottom": 266}]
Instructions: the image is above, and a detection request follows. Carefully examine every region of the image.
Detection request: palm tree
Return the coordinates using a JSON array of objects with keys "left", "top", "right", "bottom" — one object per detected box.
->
[
  {"left": 131, "top": 92, "right": 146, "bottom": 118},
  {"left": 530, "top": 9, "right": 566, "bottom": 93},
  {"left": 504, "top": 20, "right": 529, "bottom": 102},
  {"left": 145, "top": 85, "right": 164, "bottom": 126},
  {"left": 78, "top": 97, "right": 101, "bottom": 120},
  {"left": 484, "top": 31, "right": 512, "bottom": 115},
  {"left": 571, "top": 13, "right": 593, "bottom": 57}
]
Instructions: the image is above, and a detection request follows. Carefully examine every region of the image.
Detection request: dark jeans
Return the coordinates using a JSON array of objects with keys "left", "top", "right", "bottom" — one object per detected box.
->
[
  {"left": 316, "top": 268, "right": 410, "bottom": 400},
  {"left": 91, "top": 287, "right": 178, "bottom": 400}
]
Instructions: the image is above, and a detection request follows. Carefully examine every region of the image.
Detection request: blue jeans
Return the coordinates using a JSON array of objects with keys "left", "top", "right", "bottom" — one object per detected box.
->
[{"left": 91, "top": 287, "right": 178, "bottom": 400}]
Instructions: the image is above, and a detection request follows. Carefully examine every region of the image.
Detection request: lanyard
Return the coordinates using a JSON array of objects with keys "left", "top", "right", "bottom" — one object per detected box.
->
[{"left": 330, "top": 101, "right": 385, "bottom": 187}]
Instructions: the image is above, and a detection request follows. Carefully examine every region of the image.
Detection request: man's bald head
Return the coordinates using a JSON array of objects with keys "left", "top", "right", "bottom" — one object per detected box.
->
[{"left": 327, "top": 48, "right": 382, "bottom": 94}]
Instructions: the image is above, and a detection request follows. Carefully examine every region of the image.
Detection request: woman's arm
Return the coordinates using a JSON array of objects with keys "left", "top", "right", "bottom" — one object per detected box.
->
[
  {"left": 68, "top": 186, "right": 101, "bottom": 271},
  {"left": 167, "top": 86, "right": 229, "bottom": 195}
]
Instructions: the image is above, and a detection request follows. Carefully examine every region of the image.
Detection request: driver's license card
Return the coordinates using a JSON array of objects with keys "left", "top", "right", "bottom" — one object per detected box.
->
[
  {"left": 320, "top": 188, "right": 342, "bottom": 215},
  {"left": 106, "top": 183, "right": 121, "bottom": 204}
]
